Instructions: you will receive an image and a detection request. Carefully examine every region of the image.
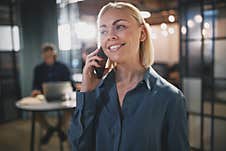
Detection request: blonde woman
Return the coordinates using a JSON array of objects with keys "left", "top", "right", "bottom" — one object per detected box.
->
[{"left": 68, "top": 2, "right": 189, "bottom": 151}]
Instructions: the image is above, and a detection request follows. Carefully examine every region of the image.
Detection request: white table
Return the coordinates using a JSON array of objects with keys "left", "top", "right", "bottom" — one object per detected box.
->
[{"left": 16, "top": 97, "right": 76, "bottom": 151}]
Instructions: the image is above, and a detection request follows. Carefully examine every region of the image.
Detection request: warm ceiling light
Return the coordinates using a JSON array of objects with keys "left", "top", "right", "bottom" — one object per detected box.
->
[
  {"left": 168, "top": 27, "right": 175, "bottom": 34},
  {"left": 160, "top": 23, "right": 167, "bottom": 30},
  {"left": 140, "top": 11, "right": 151, "bottom": 19},
  {"left": 168, "top": 15, "right": 175, "bottom": 23},
  {"left": 202, "top": 29, "right": 208, "bottom": 38},
  {"left": 194, "top": 14, "right": 203, "bottom": 23},
  {"left": 187, "top": 19, "right": 194, "bottom": 28},
  {"left": 204, "top": 22, "right": 210, "bottom": 29},
  {"left": 181, "top": 26, "right": 187, "bottom": 34}
]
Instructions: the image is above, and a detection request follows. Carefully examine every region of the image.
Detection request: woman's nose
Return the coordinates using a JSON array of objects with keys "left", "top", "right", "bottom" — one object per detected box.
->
[{"left": 107, "top": 29, "right": 118, "bottom": 41}]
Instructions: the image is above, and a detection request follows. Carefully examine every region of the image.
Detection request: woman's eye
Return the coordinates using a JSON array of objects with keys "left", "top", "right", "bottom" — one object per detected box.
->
[
  {"left": 100, "top": 30, "right": 108, "bottom": 35},
  {"left": 115, "top": 25, "right": 126, "bottom": 31}
]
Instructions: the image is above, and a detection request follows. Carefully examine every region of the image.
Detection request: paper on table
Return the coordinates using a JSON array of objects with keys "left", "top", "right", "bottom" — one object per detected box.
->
[{"left": 19, "top": 95, "right": 47, "bottom": 105}]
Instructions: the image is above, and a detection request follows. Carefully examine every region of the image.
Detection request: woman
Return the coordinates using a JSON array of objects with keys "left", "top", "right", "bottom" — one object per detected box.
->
[{"left": 68, "top": 2, "right": 189, "bottom": 151}]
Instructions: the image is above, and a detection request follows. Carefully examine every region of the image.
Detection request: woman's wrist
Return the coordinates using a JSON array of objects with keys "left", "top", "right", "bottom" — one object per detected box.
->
[{"left": 80, "top": 82, "right": 88, "bottom": 92}]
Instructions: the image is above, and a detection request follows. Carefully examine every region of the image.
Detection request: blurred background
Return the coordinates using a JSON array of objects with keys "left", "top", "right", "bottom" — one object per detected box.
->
[{"left": 0, "top": 0, "right": 226, "bottom": 151}]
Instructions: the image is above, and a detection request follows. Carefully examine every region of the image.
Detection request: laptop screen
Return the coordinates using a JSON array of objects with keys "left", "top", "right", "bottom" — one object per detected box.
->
[{"left": 42, "top": 81, "right": 73, "bottom": 101}]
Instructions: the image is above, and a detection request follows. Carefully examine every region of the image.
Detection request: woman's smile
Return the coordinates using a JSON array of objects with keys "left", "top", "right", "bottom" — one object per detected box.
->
[{"left": 108, "top": 43, "right": 126, "bottom": 52}]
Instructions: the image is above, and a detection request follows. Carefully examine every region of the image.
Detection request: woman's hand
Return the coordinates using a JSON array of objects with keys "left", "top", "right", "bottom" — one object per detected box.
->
[{"left": 80, "top": 49, "right": 105, "bottom": 92}]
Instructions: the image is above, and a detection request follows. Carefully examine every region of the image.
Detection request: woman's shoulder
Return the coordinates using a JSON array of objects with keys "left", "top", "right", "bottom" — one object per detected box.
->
[
  {"left": 149, "top": 74, "right": 186, "bottom": 116},
  {"left": 149, "top": 67, "right": 185, "bottom": 101}
]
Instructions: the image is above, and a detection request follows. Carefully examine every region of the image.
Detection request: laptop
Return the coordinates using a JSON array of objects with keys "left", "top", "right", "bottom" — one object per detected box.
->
[{"left": 42, "top": 81, "right": 73, "bottom": 102}]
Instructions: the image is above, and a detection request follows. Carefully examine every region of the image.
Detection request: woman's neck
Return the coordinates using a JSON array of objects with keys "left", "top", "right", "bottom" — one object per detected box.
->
[
  {"left": 115, "top": 63, "right": 146, "bottom": 84},
  {"left": 115, "top": 63, "right": 146, "bottom": 107}
]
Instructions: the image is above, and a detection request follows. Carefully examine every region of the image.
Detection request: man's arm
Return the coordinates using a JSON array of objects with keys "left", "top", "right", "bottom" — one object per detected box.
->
[
  {"left": 61, "top": 63, "right": 71, "bottom": 81},
  {"left": 32, "top": 66, "right": 42, "bottom": 96}
]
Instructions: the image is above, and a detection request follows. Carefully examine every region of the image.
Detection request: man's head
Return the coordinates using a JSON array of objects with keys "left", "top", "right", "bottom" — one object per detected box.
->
[{"left": 41, "top": 43, "right": 57, "bottom": 65}]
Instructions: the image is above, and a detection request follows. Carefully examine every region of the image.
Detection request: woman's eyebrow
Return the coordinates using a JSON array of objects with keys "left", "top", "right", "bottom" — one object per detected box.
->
[
  {"left": 112, "top": 19, "right": 128, "bottom": 25},
  {"left": 99, "top": 19, "right": 128, "bottom": 28}
]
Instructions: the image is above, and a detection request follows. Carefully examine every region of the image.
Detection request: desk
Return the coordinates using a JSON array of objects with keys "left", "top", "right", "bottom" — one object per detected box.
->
[{"left": 16, "top": 98, "right": 76, "bottom": 151}]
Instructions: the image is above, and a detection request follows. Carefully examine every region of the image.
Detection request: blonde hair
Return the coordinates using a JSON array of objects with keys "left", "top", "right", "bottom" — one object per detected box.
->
[{"left": 97, "top": 2, "right": 154, "bottom": 68}]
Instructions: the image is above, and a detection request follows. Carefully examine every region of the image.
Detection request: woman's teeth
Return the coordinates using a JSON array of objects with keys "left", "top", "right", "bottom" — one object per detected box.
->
[{"left": 109, "top": 44, "right": 122, "bottom": 51}]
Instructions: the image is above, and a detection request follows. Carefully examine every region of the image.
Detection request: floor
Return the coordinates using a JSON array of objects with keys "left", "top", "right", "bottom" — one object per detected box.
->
[{"left": 0, "top": 119, "right": 71, "bottom": 151}]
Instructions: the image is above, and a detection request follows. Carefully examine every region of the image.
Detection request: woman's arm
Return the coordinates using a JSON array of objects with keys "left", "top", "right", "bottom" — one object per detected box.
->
[
  {"left": 68, "top": 91, "right": 97, "bottom": 151},
  {"left": 68, "top": 48, "right": 108, "bottom": 151},
  {"left": 166, "top": 92, "right": 190, "bottom": 151}
]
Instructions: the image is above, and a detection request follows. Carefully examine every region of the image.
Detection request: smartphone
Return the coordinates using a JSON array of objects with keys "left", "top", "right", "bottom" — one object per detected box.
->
[{"left": 94, "top": 47, "right": 108, "bottom": 79}]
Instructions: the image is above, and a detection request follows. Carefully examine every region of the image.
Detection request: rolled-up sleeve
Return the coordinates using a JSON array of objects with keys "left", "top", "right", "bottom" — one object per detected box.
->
[
  {"left": 68, "top": 90, "right": 97, "bottom": 151},
  {"left": 166, "top": 92, "right": 190, "bottom": 151}
]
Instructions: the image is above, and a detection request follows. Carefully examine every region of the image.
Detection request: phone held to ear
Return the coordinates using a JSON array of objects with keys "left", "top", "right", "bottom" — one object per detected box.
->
[{"left": 94, "top": 47, "right": 108, "bottom": 79}]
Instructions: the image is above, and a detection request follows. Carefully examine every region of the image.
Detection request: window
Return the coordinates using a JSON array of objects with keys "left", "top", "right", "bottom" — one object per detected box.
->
[{"left": 0, "top": 25, "right": 20, "bottom": 51}]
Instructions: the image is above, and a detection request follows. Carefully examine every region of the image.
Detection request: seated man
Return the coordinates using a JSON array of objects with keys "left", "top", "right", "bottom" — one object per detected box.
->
[{"left": 32, "top": 43, "right": 71, "bottom": 144}]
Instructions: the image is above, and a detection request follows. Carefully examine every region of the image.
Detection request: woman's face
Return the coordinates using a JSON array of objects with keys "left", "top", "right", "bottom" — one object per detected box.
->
[{"left": 98, "top": 8, "right": 145, "bottom": 65}]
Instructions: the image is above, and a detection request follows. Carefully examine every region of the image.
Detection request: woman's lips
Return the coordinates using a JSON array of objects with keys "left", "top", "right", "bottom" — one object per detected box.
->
[{"left": 108, "top": 43, "right": 126, "bottom": 52}]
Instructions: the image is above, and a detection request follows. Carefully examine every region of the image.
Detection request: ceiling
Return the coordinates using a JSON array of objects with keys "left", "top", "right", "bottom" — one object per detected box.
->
[
  {"left": 77, "top": 0, "right": 179, "bottom": 25},
  {"left": 0, "top": 0, "right": 178, "bottom": 25}
]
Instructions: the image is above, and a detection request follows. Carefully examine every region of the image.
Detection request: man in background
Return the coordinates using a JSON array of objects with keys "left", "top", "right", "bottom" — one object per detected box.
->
[
  {"left": 32, "top": 43, "right": 70, "bottom": 95},
  {"left": 32, "top": 43, "right": 71, "bottom": 144}
]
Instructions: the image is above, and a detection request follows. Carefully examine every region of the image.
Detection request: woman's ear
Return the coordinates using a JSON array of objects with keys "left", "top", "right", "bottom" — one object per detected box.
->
[{"left": 140, "top": 25, "right": 147, "bottom": 42}]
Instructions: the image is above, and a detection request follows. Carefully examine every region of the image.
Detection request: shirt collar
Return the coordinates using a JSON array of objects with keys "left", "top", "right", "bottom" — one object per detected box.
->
[
  {"left": 98, "top": 67, "right": 158, "bottom": 90},
  {"left": 143, "top": 66, "right": 162, "bottom": 90},
  {"left": 142, "top": 67, "right": 152, "bottom": 90}
]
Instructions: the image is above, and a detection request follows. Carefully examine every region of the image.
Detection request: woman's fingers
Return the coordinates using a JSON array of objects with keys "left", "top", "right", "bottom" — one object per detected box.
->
[
  {"left": 89, "top": 59, "right": 101, "bottom": 68},
  {"left": 81, "top": 48, "right": 104, "bottom": 92},
  {"left": 86, "top": 48, "right": 99, "bottom": 59},
  {"left": 86, "top": 55, "right": 103, "bottom": 64}
]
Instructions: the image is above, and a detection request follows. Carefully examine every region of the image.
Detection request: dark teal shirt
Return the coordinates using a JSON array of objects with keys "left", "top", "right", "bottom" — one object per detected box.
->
[{"left": 68, "top": 67, "right": 189, "bottom": 151}]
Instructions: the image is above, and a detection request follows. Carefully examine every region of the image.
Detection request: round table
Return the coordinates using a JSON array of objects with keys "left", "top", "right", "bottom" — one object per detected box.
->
[{"left": 16, "top": 97, "right": 76, "bottom": 151}]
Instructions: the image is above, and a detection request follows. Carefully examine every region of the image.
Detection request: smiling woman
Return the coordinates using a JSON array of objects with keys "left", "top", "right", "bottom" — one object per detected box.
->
[
  {"left": 68, "top": 2, "right": 189, "bottom": 151},
  {"left": 97, "top": 3, "right": 154, "bottom": 69}
]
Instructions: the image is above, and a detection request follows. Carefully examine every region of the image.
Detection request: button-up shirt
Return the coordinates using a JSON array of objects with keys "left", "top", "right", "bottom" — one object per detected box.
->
[{"left": 68, "top": 67, "right": 189, "bottom": 151}]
